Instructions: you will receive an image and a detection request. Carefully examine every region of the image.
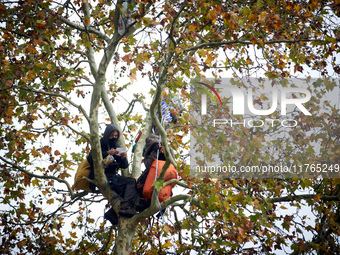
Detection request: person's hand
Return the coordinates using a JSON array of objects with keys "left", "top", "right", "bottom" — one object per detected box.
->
[
  {"left": 159, "top": 144, "right": 164, "bottom": 154},
  {"left": 108, "top": 149, "right": 118, "bottom": 155},
  {"left": 120, "top": 151, "right": 127, "bottom": 159}
]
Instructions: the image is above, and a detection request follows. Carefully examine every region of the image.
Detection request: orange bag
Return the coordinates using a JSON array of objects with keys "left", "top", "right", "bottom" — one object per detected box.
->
[
  {"left": 74, "top": 158, "right": 92, "bottom": 192},
  {"left": 143, "top": 160, "right": 177, "bottom": 202}
]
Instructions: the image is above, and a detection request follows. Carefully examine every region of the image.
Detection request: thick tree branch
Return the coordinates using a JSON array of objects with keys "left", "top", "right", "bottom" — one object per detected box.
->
[
  {"left": 132, "top": 194, "right": 196, "bottom": 223},
  {"left": 122, "top": 98, "right": 150, "bottom": 116},
  {"left": 163, "top": 179, "right": 189, "bottom": 189},
  {"left": 57, "top": 15, "right": 110, "bottom": 43},
  {"left": 82, "top": 1, "right": 98, "bottom": 79},
  {"left": 86, "top": 47, "right": 98, "bottom": 79},
  {"left": 169, "top": 2, "right": 187, "bottom": 47},
  {"left": 88, "top": 83, "right": 106, "bottom": 193},
  {"left": 131, "top": 116, "right": 152, "bottom": 178},
  {"left": 149, "top": 40, "right": 177, "bottom": 175}
]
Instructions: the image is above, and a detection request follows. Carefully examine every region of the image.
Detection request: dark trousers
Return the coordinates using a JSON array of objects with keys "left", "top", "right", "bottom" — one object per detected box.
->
[
  {"left": 109, "top": 174, "right": 137, "bottom": 204},
  {"left": 89, "top": 167, "right": 137, "bottom": 204}
]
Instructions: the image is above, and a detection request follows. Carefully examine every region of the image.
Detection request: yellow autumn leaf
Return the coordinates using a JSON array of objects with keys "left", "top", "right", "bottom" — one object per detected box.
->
[
  {"left": 66, "top": 161, "right": 76, "bottom": 167},
  {"left": 314, "top": 194, "right": 322, "bottom": 202},
  {"left": 32, "top": 178, "right": 39, "bottom": 186},
  {"left": 163, "top": 241, "right": 173, "bottom": 248},
  {"left": 84, "top": 16, "right": 90, "bottom": 25},
  {"left": 259, "top": 228, "right": 264, "bottom": 235},
  {"left": 205, "top": 53, "right": 215, "bottom": 64},
  {"left": 121, "top": 37, "right": 129, "bottom": 43},
  {"left": 70, "top": 232, "right": 78, "bottom": 239},
  {"left": 210, "top": 186, "right": 218, "bottom": 195},
  {"left": 163, "top": 225, "right": 173, "bottom": 232},
  {"left": 46, "top": 198, "right": 54, "bottom": 204},
  {"left": 167, "top": 67, "right": 174, "bottom": 74},
  {"left": 71, "top": 222, "right": 76, "bottom": 229},
  {"left": 129, "top": 67, "right": 137, "bottom": 83},
  {"left": 251, "top": 199, "right": 260, "bottom": 206},
  {"left": 208, "top": 8, "right": 217, "bottom": 21}
]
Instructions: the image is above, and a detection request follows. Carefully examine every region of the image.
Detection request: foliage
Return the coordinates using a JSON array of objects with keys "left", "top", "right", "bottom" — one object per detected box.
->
[{"left": 1, "top": 0, "right": 340, "bottom": 254}]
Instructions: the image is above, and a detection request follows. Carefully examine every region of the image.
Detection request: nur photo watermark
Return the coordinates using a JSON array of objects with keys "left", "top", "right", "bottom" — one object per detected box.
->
[{"left": 190, "top": 77, "right": 340, "bottom": 178}]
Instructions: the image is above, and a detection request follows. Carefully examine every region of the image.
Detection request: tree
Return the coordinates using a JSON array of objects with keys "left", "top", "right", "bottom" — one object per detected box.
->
[{"left": 1, "top": 0, "right": 340, "bottom": 254}]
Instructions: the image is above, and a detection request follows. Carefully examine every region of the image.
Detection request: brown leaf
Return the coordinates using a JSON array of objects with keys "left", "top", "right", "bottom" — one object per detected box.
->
[
  {"left": 60, "top": 117, "right": 70, "bottom": 125},
  {"left": 215, "top": 181, "right": 221, "bottom": 190},
  {"left": 122, "top": 54, "right": 133, "bottom": 65}
]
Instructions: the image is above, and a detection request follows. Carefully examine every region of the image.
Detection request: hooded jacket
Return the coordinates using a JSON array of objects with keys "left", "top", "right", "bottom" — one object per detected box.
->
[
  {"left": 136, "top": 133, "right": 175, "bottom": 197},
  {"left": 143, "top": 134, "right": 175, "bottom": 171},
  {"left": 87, "top": 124, "right": 128, "bottom": 191}
]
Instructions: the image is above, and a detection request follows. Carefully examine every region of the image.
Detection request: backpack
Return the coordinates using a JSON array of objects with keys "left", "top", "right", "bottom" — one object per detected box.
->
[
  {"left": 136, "top": 168, "right": 149, "bottom": 197},
  {"left": 74, "top": 158, "right": 92, "bottom": 192},
  {"left": 142, "top": 160, "right": 177, "bottom": 202}
]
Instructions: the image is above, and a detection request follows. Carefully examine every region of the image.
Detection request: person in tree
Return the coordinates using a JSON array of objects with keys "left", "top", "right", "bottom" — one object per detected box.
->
[
  {"left": 87, "top": 124, "right": 137, "bottom": 225},
  {"left": 143, "top": 134, "right": 170, "bottom": 170},
  {"left": 136, "top": 133, "right": 175, "bottom": 211}
]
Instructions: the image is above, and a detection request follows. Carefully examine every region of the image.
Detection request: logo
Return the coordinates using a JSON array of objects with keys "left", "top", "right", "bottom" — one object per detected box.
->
[
  {"left": 198, "top": 80, "right": 311, "bottom": 116},
  {"left": 196, "top": 82, "right": 222, "bottom": 115}
]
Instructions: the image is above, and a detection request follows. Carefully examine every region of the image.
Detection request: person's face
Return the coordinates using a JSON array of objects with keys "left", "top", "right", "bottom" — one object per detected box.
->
[{"left": 109, "top": 131, "right": 119, "bottom": 139}]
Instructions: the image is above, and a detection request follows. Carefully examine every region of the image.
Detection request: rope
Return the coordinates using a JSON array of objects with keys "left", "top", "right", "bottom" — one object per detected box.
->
[
  {"left": 154, "top": 143, "right": 166, "bottom": 225},
  {"left": 153, "top": 135, "right": 177, "bottom": 252},
  {"left": 153, "top": 98, "right": 170, "bottom": 224}
]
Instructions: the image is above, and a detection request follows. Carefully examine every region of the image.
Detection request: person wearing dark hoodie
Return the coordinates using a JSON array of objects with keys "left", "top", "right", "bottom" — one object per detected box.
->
[{"left": 87, "top": 124, "right": 137, "bottom": 225}]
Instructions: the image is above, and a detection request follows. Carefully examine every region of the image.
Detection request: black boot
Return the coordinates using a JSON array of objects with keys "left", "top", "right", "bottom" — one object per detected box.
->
[
  {"left": 136, "top": 198, "right": 151, "bottom": 212},
  {"left": 104, "top": 208, "right": 118, "bottom": 226},
  {"left": 119, "top": 201, "right": 136, "bottom": 218}
]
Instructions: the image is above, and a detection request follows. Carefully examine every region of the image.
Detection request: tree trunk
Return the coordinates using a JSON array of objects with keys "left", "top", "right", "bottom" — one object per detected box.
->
[{"left": 114, "top": 218, "right": 138, "bottom": 255}]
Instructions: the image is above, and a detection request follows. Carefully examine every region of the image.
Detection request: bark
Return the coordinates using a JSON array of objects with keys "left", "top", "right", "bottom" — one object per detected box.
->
[
  {"left": 131, "top": 116, "right": 152, "bottom": 178},
  {"left": 89, "top": 82, "right": 107, "bottom": 190},
  {"left": 114, "top": 218, "right": 138, "bottom": 255}
]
